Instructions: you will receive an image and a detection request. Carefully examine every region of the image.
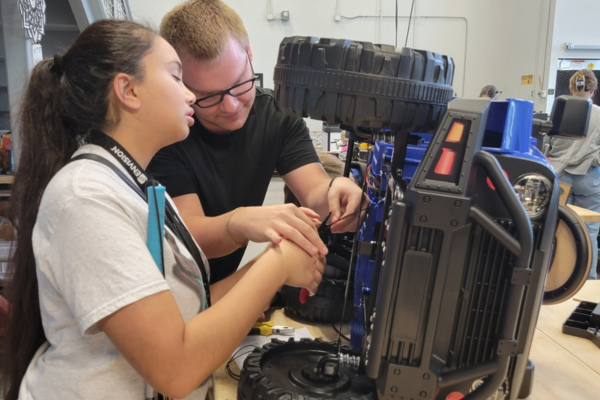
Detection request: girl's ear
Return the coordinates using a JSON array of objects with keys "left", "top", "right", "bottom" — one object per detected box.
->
[{"left": 112, "top": 72, "right": 141, "bottom": 110}]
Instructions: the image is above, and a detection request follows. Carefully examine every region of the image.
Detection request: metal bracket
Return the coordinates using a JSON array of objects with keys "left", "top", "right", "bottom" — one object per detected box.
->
[
  {"left": 497, "top": 339, "right": 518, "bottom": 356},
  {"left": 511, "top": 268, "right": 532, "bottom": 286}
]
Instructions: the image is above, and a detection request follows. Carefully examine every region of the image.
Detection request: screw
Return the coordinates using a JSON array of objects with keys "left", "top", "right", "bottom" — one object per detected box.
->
[
  {"left": 394, "top": 369, "right": 401, "bottom": 375},
  {"left": 423, "top": 196, "right": 431, "bottom": 203},
  {"left": 451, "top": 220, "right": 458, "bottom": 227},
  {"left": 454, "top": 200, "right": 462, "bottom": 207},
  {"left": 420, "top": 391, "right": 427, "bottom": 397},
  {"left": 423, "top": 373, "right": 430, "bottom": 380},
  {"left": 391, "top": 386, "right": 398, "bottom": 393},
  {"left": 420, "top": 215, "right": 427, "bottom": 222}
]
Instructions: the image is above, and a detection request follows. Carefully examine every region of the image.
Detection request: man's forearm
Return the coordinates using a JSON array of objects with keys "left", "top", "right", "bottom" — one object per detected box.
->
[
  {"left": 180, "top": 212, "right": 242, "bottom": 259},
  {"left": 301, "top": 177, "right": 332, "bottom": 220}
]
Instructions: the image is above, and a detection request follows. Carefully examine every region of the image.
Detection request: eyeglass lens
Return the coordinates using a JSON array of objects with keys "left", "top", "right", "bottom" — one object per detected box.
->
[{"left": 196, "top": 79, "right": 255, "bottom": 108}]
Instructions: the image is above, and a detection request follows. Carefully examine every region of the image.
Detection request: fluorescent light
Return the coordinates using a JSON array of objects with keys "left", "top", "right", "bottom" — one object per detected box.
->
[{"left": 566, "top": 42, "right": 600, "bottom": 50}]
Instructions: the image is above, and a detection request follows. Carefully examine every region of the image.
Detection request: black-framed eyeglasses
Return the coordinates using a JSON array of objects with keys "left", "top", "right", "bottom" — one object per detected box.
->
[{"left": 193, "top": 53, "right": 259, "bottom": 108}]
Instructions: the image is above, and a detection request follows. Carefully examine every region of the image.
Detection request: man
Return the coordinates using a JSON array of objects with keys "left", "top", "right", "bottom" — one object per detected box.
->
[{"left": 149, "top": 0, "right": 366, "bottom": 283}]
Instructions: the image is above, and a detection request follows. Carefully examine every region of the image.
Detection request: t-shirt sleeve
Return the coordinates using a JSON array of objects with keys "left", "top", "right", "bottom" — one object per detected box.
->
[
  {"left": 41, "top": 195, "right": 169, "bottom": 336},
  {"left": 148, "top": 145, "right": 196, "bottom": 198},
  {"left": 275, "top": 113, "right": 320, "bottom": 176}
]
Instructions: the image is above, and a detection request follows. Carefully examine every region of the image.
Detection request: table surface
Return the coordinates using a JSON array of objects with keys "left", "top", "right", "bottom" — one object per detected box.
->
[
  {"left": 215, "top": 280, "right": 600, "bottom": 400},
  {"left": 569, "top": 204, "right": 600, "bottom": 223}
]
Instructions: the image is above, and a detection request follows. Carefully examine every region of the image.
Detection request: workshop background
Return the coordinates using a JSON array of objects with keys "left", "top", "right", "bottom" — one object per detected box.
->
[
  {"left": 128, "top": 0, "right": 600, "bottom": 131},
  {"left": 0, "top": 0, "right": 598, "bottom": 267}
]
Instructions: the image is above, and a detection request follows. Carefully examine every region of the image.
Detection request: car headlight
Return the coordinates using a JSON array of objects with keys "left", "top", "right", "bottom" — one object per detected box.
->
[{"left": 513, "top": 174, "right": 552, "bottom": 219}]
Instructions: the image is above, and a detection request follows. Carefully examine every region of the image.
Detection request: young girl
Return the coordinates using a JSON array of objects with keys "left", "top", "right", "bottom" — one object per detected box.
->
[{"left": 0, "top": 20, "right": 324, "bottom": 399}]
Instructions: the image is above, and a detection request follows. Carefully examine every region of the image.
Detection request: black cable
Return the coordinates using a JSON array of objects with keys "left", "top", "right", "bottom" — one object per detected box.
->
[
  {"left": 331, "top": 322, "right": 350, "bottom": 342},
  {"left": 336, "top": 172, "right": 369, "bottom": 358},
  {"left": 405, "top": 0, "right": 416, "bottom": 47},
  {"left": 226, "top": 344, "right": 259, "bottom": 381}
]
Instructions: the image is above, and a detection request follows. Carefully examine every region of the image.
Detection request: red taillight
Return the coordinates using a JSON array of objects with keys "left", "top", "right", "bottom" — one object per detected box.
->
[
  {"left": 434, "top": 148, "right": 456, "bottom": 175},
  {"left": 446, "top": 122, "right": 465, "bottom": 143},
  {"left": 446, "top": 392, "right": 465, "bottom": 400}
]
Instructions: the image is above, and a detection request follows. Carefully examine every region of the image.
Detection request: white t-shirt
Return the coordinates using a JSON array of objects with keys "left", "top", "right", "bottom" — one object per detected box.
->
[{"left": 19, "top": 145, "right": 212, "bottom": 400}]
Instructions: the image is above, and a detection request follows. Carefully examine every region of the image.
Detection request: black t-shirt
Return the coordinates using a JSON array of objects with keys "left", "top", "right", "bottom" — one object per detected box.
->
[{"left": 148, "top": 87, "right": 319, "bottom": 283}]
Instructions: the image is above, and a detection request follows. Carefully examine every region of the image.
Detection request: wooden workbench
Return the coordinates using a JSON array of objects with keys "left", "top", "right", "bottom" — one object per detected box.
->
[
  {"left": 569, "top": 204, "right": 600, "bottom": 223},
  {"left": 216, "top": 280, "right": 600, "bottom": 399}
]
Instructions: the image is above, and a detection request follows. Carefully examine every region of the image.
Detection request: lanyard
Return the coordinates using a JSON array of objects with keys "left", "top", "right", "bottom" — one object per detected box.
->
[{"left": 84, "top": 130, "right": 211, "bottom": 306}]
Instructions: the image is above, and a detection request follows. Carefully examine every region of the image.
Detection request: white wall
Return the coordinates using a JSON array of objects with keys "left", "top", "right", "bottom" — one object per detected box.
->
[
  {"left": 546, "top": 0, "right": 600, "bottom": 110},
  {"left": 129, "top": 0, "right": 555, "bottom": 129}
]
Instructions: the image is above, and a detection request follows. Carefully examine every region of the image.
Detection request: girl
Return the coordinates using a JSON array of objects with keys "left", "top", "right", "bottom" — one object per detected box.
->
[{"left": 1, "top": 19, "right": 324, "bottom": 399}]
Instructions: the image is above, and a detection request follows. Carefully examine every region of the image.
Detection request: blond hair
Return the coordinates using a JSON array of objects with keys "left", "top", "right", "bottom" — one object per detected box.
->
[
  {"left": 570, "top": 69, "right": 598, "bottom": 95},
  {"left": 160, "top": 0, "right": 249, "bottom": 62}
]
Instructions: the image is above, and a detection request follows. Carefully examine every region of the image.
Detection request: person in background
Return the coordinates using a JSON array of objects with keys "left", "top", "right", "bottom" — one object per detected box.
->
[
  {"left": 479, "top": 84, "right": 500, "bottom": 99},
  {"left": 148, "top": 0, "right": 367, "bottom": 284},
  {"left": 0, "top": 19, "right": 324, "bottom": 400},
  {"left": 547, "top": 69, "right": 600, "bottom": 279}
]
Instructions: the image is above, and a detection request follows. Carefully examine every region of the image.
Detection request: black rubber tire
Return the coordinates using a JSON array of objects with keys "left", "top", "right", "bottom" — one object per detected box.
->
[
  {"left": 274, "top": 36, "right": 454, "bottom": 133},
  {"left": 280, "top": 277, "right": 353, "bottom": 323},
  {"left": 238, "top": 338, "right": 377, "bottom": 400}
]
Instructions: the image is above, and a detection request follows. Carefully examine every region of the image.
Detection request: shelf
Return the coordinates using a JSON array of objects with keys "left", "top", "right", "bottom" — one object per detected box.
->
[{"left": 0, "top": 175, "right": 13, "bottom": 184}]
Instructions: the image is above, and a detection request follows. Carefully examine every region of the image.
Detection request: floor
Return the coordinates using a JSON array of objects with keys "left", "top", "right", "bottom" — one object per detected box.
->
[{"left": 238, "top": 177, "right": 286, "bottom": 268}]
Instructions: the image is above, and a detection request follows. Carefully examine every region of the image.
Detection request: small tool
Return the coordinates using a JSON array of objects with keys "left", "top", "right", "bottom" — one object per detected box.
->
[{"left": 249, "top": 321, "right": 295, "bottom": 336}]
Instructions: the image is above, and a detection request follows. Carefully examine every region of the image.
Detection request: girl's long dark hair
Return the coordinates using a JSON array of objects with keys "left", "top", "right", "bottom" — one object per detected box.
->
[{"left": 0, "top": 19, "right": 156, "bottom": 400}]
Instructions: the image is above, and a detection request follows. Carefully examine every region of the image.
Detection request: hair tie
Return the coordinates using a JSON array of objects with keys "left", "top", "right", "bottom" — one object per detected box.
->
[
  {"left": 576, "top": 75, "right": 585, "bottom": 88},
  {"left": 51, "top": 53, "right": 65, "bottom": 77}
]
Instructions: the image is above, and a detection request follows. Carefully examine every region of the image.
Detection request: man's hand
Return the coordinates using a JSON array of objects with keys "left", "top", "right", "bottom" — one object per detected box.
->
[
  {"left": 327, "top": 177, "right": 369, "bottom": 233},
  {"left": 228, "top": 204, "right": 328, "bottom": 256}
]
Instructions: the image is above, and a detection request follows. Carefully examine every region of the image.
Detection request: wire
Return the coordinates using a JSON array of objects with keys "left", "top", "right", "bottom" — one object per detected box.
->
[
  {"left": 331, "top": 322, "right": 351, "bottom": 342},
  {"left": 336, "top": 176, "right": 369, "bottom": 359},
  {"left": 405, "top": 0, "right": 416, "bottom": 47},
  {"left": 226, "top": 344, "right": 259, "bottom": 381}
]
